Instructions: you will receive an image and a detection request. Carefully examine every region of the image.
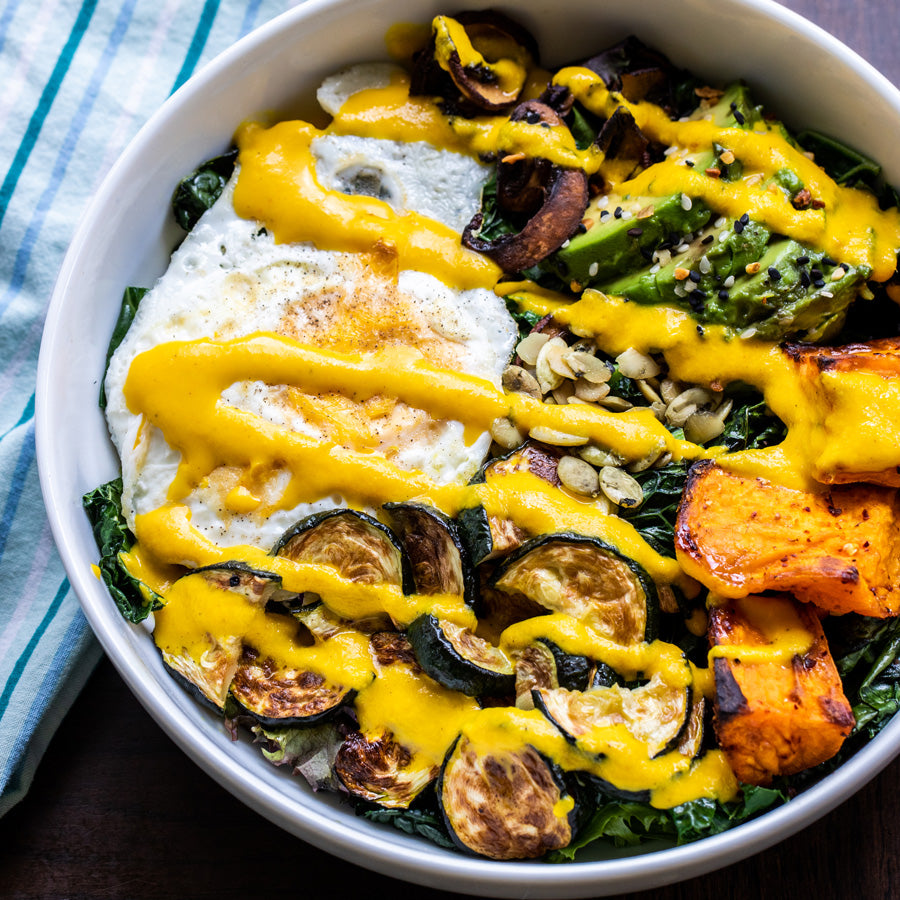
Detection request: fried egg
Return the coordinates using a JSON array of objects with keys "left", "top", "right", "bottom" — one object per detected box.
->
[{"left": 104, "top": 132, "right": 516, "bottom": 552}]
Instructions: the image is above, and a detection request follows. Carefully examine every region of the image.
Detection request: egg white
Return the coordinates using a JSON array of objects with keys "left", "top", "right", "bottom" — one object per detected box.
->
[{"left": 105, "top": 136, "right": 515, "bottom": 554}]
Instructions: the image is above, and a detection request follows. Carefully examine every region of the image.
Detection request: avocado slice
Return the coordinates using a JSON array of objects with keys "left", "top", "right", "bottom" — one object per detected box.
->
[{"left": 551, "top": 83, "right": 761, "bottom": 290}]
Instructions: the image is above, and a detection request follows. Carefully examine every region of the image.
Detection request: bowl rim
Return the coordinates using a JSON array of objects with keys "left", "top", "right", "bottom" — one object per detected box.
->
[{"left": 36, "top": 0, "right": 900, "bottom": 895}]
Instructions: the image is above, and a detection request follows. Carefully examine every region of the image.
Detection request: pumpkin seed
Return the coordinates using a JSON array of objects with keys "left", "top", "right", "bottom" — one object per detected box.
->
[
  {"left": 597, "top": 395, "right": 633, "bottom": 411},
  {"left": 564, "top": 350, "right": 611, "bottom": 383},
  {"left": 684, "top": 398, "right": 734, "bottom": 444},
  {"left": 659, "top": 378, "right": 683, "bottom": 404},
  {"left": 544, "top": 337, "right": 577, "bottom": 379},
  {"left": 502, "top": 365, "right": 542, "bottom": 400},
  {"left": 529, "top": 425, "right": 588, "bottom": 446},
  {"left": 599, "top": 466, "right": 644, "bottom": 508},
  {"left": 637, "top": 379, "right": 662, "bottom": 404},
  {"left": 627, "top": 440, "right": 665, "bottom": 473},
  {"left": 490, "top": 417, "right": 525, "bottom": 449},
  {"left": 535, "top": 337, "right": 568, "bottom": 392},
  {"left": 552, "top": 381, "right": 575, "bottom": 405},
  {"left": 516, "top": 332, "right": 550, "bottom": 366},
  {"left": 615, "top": 347, "right": 661, "bottom": 380},
  {"left": 578, "top": 445, "right": 624, "bottom": 467},
  {"left": 557, "top": 456, "right": 600, "bottom": 496},
  {"left": 574, "top": 378, "right": 611, "bottom": 402},
  {"left": 665, "top": 387, "right": 715, "bottom": 427}
]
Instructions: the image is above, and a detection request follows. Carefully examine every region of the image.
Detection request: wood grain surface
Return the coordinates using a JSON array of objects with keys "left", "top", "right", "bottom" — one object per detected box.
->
[{"left": 4, "top": 1, "right": 900, "bottom": 898}]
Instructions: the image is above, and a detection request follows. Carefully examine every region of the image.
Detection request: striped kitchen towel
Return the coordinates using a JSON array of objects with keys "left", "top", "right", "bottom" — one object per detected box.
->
[{"left": 0, "top": 0, "right": 301, "bottom": 818}]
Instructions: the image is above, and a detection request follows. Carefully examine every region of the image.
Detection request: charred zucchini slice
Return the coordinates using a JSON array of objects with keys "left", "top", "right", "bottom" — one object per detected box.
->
[
  {"left": 438, "top": 735, "right": 576, "bottom": 859},
  {"left": 230, "top": 645, "right": 354, "bottom": 728},
  {"left": 407, "top": 614, "right": 515, "bottom": 696},
  {"left": 273, "top": 509, "right": 414, "bottom": 594},
  {"left": 155, "top": 564, "right": 284, "bottom": 712},
  {"left": 492, "top": 534, "right": 658, "bottom": 644},
  {"left": 382, "top": 502, "right": 476, "bottom": 605},
  {"left": 534, "top": 675, "right": 691, "bottom": 759},
  {"left": 334, "top": 730, "right": 439, "bottom": 809},
  {"left": 513, "top": 639, "right": 594, "bottom": 708}
]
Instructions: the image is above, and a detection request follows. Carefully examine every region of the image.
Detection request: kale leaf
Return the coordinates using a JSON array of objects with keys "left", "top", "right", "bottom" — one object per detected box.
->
[
  {"left": 99, "top": 286, "right": 147, "bottom": 409},
  {"left": 619, "top": 462, "right": 688, "bottom": 558},
  {"left": 171, "top": 148, "right": 238, "bottom": 231},
  {"left": 361, "top": 805, "right": 455, "bottom": 850},
  {"left": 82, "top": 478, "right": 162, "bottom": 623}
]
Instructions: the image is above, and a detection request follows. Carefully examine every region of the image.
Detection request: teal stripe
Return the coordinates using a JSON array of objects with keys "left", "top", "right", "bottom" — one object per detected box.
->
[
  {"left": 0, "top": 0, "right": 99, "bottom": 232},
  {"left": 0, "top": 579, "right": 69, "bottom": 722},
  {"left": 170, "top": 0, "right": 221, "bottom": 94}
]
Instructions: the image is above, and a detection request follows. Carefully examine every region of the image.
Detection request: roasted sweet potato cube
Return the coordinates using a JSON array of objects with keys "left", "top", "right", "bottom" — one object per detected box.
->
[
  {"left": 675, "top": 461, "right": 900, "bottom": 617},
  {"left": 709, "top": 594, "right": 854, "bottom": 785},
  {"left": 786, "top": 337, "right": 900, "bottom": 487}
]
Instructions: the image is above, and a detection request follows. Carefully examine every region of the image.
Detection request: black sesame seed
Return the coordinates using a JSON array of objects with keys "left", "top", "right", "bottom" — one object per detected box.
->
[
  {"left": 718, "top": 289, "right": 729, "bottom": 300},
  {"left": 734, "top": 220, "right": 745, "bottom": 234},
  {"left": 640, "top": 247, "right": 654, "bottom": 260},
  {"left": 691, "top": 288, "right": 707, "bottom": 300},
  {"left": 814, "top": 278, "right": 826, "bottom": 288},
  {"left": 614, "top": 206, "right": 623, "bottom": 219},
  {"left": 697, "top": 324, "right": 705, "bottom": 335},
  {"left": 658, "top": 240, "right": 673, "bottom": 250},
  {"left": 689, "top": 270, "right": 702, "bottom": 283},
  {"left": 822, "top": 256, "right": 837, "bottom": 266},
  {"left": 689, "top": 292, "right": 706, "bottom": 312},
  {"left": 701, "top": 234, "right": 714, "bottom": 245},
  {"left": 733, "top": 109, "right": 745, "bottom": 125},
  {"left": 575, "top": 223, "right": 587, "bottom": 235},
  {"left": 524, "top": 110, "right": 541, "bottom": 124},
  {"left": 739, "top": 212, "right": 750, "bottom": 225},
  {"left": 810, "top": 268, "right": 823, "bottom": 281},
  {"left": 768, "top": 266, "right": 782, "bottom": 282},
  {"left": 796, "top": 255, "right": 810, "bottom": 265},
  {"left": 685, "top": 159, "right": 695, "bottom": 167},
  {"left": 800, "top": 270, "right": 811, "bottom": 288},
  {"left": 627, "top": 227, "right": 644, "bottom": 237}
]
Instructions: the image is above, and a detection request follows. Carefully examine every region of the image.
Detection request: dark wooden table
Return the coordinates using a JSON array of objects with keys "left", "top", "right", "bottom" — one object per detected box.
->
[{"left": 5, "top": 2, "right": 900, "bottom": 898}]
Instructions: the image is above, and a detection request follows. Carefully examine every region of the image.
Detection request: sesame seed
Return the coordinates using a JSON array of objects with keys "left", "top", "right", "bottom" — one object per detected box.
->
[
  {"left": 691, "top": 288, "right": 707, "bottom": 299},
  {"left": 822, "top": 256, "right": 837, "bottom": 266},
  {"left": 718, "top": 289, "right": 729, "bottom": 300},
  {"left": 697, "top": 324, "right": 705, "bottom": 335},
  {"left": 767, "top": 267, "right": 781, "bottom": 282},
  {"left": 588, "top": 262, "right": 599, "bottom": 277},
  {"left": 676, "top": 243, "right": 690, "bottom": 253},
  {"left": 664, "top": 145, "right": 679, "bottom": 156},
  {"left": 689, "top": 270, "right": 702, "bottom": 283},
  {"left": 640, "top": 247, "right": 654, "bottom": 260},
  {"left": 733, "top": 109, "right": 745, "bottom": 125},
  {"left": 597, "top": 195, "right": 610, "bottom": 209},
  {"left": 649, "top": 263, "right": 661, "bottom": 274},
  {"left": 734, "top": 220, "right": 745, "bottom": 234},
  {"left": 685, "top": 159, "right": 695, "bottom": 168},
  {"left": 674, "top": 282, "right": 688, "bottom": 297},
  {"left": 599, "top": 210, "right": 610, "bottom": 221},
  {"left": 701, "top": 234, "right": 714, "bottom": 245},
  {"left": 714, "top": 216, "right": 727, "bottom": 228},
  {"left": 821, "top": 290, "right": 834, "bottom": 298},
  {"left": 724, "top": 275, "right": 735, "bottom": 288},
  {"left": 800, "top": 270, "right": 811, "bottom": 288},
  {"left": 718, "top": 231, "right": 729, "bottom": 243},
  {"left": 561, "top": 239, "right": 570, "bottom": 249},
  {"left": 810, "top": 268, "right": 823, "bottom": 281},
  {"left": 796, "top": 255, "right": 810, "bottom": 265},
  {"left": 627, "top": 227, "right": 643, "bottom": 237},
  {"left": 621, "top": 210, "right": 633, "bottom": 220},
  {"left": 699, "top": 255, "right": 712, "bottom": 274},
  {"left": 575, "top": 223, "right": 587, "bottom": 235},
  {"left": 814, "top": 278, "right": 826, "bottom": 288},
  {"left": 614, "top": 206, "right": 623, "bottom": 219},
  {"left": 831, "top": 267, "right": 846, "bottom": 280},
  {"left": 681, "top": 193, "right": 693, "bottom": 211},
  {"left": 739, "top": 213, "right": 750, "bottom": 225}
]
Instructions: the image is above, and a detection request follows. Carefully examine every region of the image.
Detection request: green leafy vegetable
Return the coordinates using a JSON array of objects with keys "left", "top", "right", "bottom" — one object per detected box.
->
[
  {"left": 669, "top": 785, "right": 785, "bottom": 843},
  {"left": 471, "top": 172, "right": 519, "bottom": 243},
  {"left": 361, "top": 805, "right": 455, "bottom": 850},
  {"left": 504, "top": 296, "right": 542, "bottom": 340},
  {"left": 82, "top": 478, "right": 162, "bottom": 623},
  {"left": 619, "top": 462, "right": 687, "bottom": 558},
  {"left": 171, "top": 148, "right": 238, "bottom": 231},
  {"left": 548, "top": 801, "right": 673, "bottom": 860},
  {"left": 251, "top": 722, "right": 344, "bottom": 792},
  {"left": 99, "top": 286, "right": 147, "bottom": 409}
]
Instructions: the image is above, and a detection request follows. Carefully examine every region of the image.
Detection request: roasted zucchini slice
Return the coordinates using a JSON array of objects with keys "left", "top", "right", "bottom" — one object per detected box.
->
[
  {"left": 155, "top": 563, "right": 284, "bottom": 713},
  {"left": 491, "top": 534, "right": 658, "bottom": 644},
  {"left": 382, "top": 502, "right": 476, "bottom": 605},
  {"left": 334, "top": 730, "right": 439, "bottom": 809},
  {"left": 438, "top": 735, "right": 576, "bottom": 859},
  {"left": 230, "top": 645, "right": 354, "bottom": 728},
  {"left": 273, "top": 509, "right": 414, "bottom": 594},
  {"left": 407, "top": 614, "right": 515, "bottom": 696},
  {"left": 513, "top": 639, "right": 596, "bottom": 708},
  {"left": 534, "top": 675, "right": 691, "bottom": 759}
]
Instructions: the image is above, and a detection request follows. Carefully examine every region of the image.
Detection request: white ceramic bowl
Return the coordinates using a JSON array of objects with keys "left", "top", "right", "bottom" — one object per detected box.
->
[{"left": 36, "top": 0, "right": 900, "bottom": 896}]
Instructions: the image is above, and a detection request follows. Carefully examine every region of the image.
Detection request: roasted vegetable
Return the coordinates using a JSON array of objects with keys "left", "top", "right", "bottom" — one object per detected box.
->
[
  {"left": 675, "top": 461, "right": 900, "bottom": 617},
  {"left": 273, "top": 509, "right": 415, "bottom": 594},
  {"left": 492, "top": 534, "right": 658, "bottom": 644},
  {"left": 785, "top": 337, "right": 900, "bottom": 486},
  {"left": 709, "top": 594, "right": 855, "bottom": 785},
  {"left": 407, "top": 614, "right": 515, "bottom": 696},
  {"left": 439, "top": 735, "right": 576, "bottom": 859},
  {"left": 382, "top": 502, "right": 476, "bottom": 605}
]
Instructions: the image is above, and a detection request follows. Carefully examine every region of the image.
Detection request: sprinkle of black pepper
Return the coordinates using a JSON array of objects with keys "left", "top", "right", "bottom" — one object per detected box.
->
[
  {"left": 689, "top": 270, "right": 701, "bottom": 283},
  {"left": 734, "top": 220, "right": 745, "bottom": 234},
  {"left": 739, "top": 212, "right": 750, "bottom": 225},
  {"left": 701, "top": 234, "right": 714, "bottom": 245},
  {"left": 768, "top": 266, "right": 782, "bottom": 282},
  {"left": 718, "top": 289, "right": 729, "bottom": 300},
  {"left": 627, "top": 227, "right": 644, "bottom": 237},
  {"left": 800, "top": 270, "right": 811, "bottom": 288},
  {"left": 614, "top": 206, "right": 623, "bottom": 219},
  {"left": 796, "top": 255, "right": 810, "bottom": 265}
]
